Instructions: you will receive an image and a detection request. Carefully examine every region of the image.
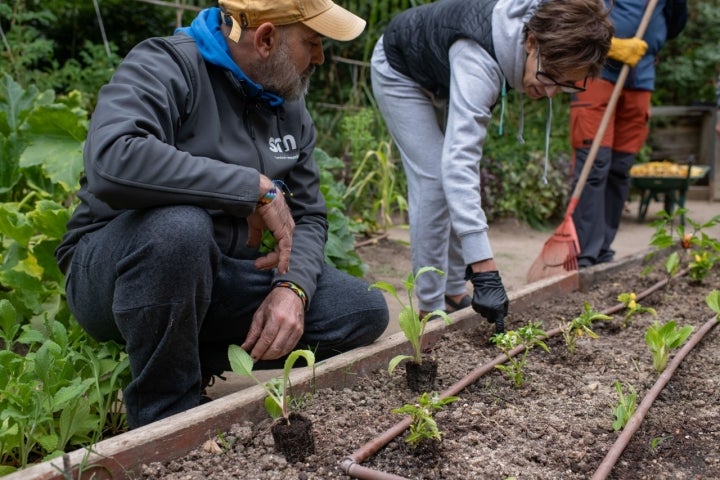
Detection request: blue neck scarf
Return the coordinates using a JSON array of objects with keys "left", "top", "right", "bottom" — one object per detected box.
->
[{"left": 175, "top": 8, "right": 284, "bottom": 107}]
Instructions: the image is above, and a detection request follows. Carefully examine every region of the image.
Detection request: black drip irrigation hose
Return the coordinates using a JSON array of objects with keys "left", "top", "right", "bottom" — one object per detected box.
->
[{"left": 339, "top": 268, "right": 712, "bottom": 479}]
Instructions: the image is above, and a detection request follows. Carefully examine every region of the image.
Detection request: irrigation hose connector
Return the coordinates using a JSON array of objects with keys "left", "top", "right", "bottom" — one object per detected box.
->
[{"left": 340, "top": 458, "right": 412, "bottom": 480}]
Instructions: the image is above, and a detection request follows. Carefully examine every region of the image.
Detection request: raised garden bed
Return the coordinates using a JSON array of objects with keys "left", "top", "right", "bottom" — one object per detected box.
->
[{"left": 12, "top": 247, "right": 719, "bottom": 480}]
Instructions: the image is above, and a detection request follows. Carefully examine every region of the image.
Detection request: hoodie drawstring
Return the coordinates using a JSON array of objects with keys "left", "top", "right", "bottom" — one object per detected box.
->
[
  {"left": 542, "top": 96, "right": 552, "bottom": 185},
  {"left": 516, "top": 95, "right": 525, "bottom": 145},
  {"left": 498, "top": 78, "right": 507, "bottom": 136}
]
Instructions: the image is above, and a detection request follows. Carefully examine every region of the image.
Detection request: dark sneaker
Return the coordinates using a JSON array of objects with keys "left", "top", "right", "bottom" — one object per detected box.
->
[{"left": 597, "top": 250, "right": 615, "bottom": 264}]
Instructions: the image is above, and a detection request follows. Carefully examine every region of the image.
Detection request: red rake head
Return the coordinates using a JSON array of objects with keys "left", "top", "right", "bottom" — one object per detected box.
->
[{"left": 526, "top": 218, "right": 580, "bottom": 283}]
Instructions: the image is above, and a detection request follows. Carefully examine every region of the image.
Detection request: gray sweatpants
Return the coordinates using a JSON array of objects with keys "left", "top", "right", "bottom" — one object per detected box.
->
[
  {"left": 65, "top": 205, "right": 388, "bottom": 428},
  {"left": 370, "top": 38, "right": 467, "bottom": 312}
]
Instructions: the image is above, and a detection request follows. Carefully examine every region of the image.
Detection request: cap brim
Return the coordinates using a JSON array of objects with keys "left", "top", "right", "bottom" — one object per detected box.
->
[{"left": 301, "top": 3, "right": 366, "bottom": 41}]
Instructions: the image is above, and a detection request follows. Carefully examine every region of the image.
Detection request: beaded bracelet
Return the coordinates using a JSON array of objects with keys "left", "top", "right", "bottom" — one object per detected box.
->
[
  {"left": 273, "top": 281, "right": 308, "bottom": 308},
  {"left": 256, "top": 185, "right": 278, "bottom": 207}
]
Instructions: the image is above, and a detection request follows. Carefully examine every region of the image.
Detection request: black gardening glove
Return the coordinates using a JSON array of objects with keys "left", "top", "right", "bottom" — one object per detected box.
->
[{"left": 465, "top": 268, "right": 509, "bottom": 334}]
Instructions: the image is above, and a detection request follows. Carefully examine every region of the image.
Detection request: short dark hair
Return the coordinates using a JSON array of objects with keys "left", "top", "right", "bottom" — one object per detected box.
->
[{"left": 525, "top": 0, "right": 614, "bottom": 78}]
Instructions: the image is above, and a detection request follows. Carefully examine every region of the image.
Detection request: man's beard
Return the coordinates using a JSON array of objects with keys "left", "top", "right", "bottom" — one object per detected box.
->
[{"left": 255, "top": 39, "right": 314, "bottom": 100}]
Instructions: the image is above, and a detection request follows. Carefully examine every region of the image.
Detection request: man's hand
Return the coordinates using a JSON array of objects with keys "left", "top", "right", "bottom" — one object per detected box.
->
[
  {"left": 240, "top": 287, "right": 305, "bottom": 361},
  {"left": 247, "top": 179, "right": 295, "bottom": 274},
  {"left": 608, "top": 37, "right": 648, "bottom": 67}
]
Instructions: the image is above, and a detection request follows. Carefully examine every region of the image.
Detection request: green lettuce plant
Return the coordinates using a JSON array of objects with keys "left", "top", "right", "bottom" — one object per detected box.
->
[
  {"left": 228, "top": 345, "right": 315, "bottom": 419},
  {"left": 611, "top": 381, "right": 637, "bottom": 431},
  {"left": 644, "top": 320, "right": 693, "bottom": 373},
  {"left": 392, "top": 391, "right": 459, "bottom": 449},
  {"left": 707, "top": 290, "right": 720, "bottom": 321},
  {"left": 370, "top": 266, "right": 451, "bottom": 374}
]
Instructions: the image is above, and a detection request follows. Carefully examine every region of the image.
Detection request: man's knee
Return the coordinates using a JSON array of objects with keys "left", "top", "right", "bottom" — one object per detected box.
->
[{"left": 134, "top": 206, "right": 218, "bottom": 267}]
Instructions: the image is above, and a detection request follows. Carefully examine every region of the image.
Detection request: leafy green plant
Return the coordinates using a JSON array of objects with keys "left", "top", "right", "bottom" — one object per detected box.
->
[
  {"left": 228, "top": 345, "right": 315, "bottom": 419},
  {"left": 617, "top": 292, "right": 657, "bottom": 328},
  {"left": 340, "top": 107, "right": 377, "bottom": 170},
  {"left": 0, "top": 77, "right": 131, "bottom": 474},
  {"left": 611, "top": 381, "right": 637, "bottom": 431},
  {"left": 644, "top": 320, "right": 693, "bottom": 373},
  {"left": 707, "top": 290, "right": 720, "bottom": 320},
  {"left": 0, "top": 2, "right": 120, "bottom": 110},
  {"left": 0, "top": 317, "right": 129, "bottom": 473},
  {"left": 560, "top": 301, "right": 612, "bottom": 354},
  {"left": 663, "top": 251, "right": 681, "bottom": 282},
  {"left": 392, "top": 391, "right": 459, "bottom": 449},
  {"left": 370, "top": 266, "right": 451, "bottom": 374},
  {"left": 315, "top": 148, "right": 368, "bottom": 277},
  {"left": 343, "top": 139, "right": 407, "bottom": 233},
  {"left": 688, "top": 251, "right": 714, "bottom": 283},
  {"left": 646, "top": 209, "right": 720, "bottom": 284},
  {"left": 491, "top": 321, "right": 549, "bottom": 388},
  {"left": 654, "top": 0, "right": 720, "bottom": 105}
]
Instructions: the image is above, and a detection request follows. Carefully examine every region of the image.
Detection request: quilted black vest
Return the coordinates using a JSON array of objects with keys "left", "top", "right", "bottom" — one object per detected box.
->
[{"left": 382, "top": 0, "right": 499, "bottom": 99}]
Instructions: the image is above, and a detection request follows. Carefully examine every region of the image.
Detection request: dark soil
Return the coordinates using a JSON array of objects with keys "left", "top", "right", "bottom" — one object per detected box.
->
[{"left": 139, "top": 241, "right": 720, "bottom": 480}]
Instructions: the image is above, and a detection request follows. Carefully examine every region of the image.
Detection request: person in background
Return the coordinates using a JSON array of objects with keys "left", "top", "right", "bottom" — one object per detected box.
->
[
  {"left": 54, "top": 0, "right": 389, "bottom": 429},
  {"left": 370, "top": 0, "right": 614, "bottom": 333},
  {"left": 569, "top": 0, "right": 688, "bottom": 268}
]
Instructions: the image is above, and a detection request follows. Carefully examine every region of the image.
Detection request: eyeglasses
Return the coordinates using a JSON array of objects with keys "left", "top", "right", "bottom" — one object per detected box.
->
[{"left": 536, "top": 47, "right": 587, "bottom": 93}]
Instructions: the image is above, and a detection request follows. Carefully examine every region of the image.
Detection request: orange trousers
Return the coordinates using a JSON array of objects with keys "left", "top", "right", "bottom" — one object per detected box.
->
[
  {"left": 570, "top": 78, "right": 651, "bottom": 157},
  {"left": 569, "top": 78, "right": 652, "bottom": 267}
]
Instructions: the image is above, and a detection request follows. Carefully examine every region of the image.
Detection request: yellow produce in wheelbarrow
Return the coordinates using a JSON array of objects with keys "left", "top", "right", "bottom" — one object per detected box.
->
[{"left": 630, "top": 161, "right": 705, "bottom": 178}]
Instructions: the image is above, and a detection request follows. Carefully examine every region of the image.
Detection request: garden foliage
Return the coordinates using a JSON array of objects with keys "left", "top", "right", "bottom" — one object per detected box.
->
[{"left": 0, "top": 75, "right": 130, "bottom": 473}]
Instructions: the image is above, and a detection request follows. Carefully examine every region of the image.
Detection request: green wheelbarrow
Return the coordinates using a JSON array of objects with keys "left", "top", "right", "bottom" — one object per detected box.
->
[{"left": 630, "top": 164, "right": 710, "bottom": 225}]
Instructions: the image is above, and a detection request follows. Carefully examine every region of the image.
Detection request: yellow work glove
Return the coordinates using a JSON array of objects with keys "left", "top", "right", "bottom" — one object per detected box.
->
[{"left": 608, "top": 37, "right": 648, "bottom": 67}]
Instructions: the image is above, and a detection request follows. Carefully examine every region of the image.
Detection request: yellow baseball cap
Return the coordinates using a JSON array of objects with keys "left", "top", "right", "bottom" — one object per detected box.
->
[{"left": 218, "top": 0, "right": 366, "bottom": 41}]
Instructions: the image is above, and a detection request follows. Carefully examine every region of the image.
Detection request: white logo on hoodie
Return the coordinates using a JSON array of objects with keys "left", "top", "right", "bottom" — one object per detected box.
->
[{"left": 268, "top": 135, "right": 297, "bottom": 153}]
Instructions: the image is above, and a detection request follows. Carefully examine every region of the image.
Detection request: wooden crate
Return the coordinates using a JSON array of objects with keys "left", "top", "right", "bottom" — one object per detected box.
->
[{"left": 647, "top": 105, "right": 718, "bottom": 201}]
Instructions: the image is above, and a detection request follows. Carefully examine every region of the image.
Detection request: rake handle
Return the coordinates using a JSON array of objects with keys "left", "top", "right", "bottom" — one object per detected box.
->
[{"left": 568, "top": 0, "right": 660, "bottom": 214}]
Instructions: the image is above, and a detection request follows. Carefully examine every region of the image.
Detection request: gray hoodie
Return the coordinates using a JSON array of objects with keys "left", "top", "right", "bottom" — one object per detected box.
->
[{"left": 381, "top": 0, "right": 539, "bottom": 265}]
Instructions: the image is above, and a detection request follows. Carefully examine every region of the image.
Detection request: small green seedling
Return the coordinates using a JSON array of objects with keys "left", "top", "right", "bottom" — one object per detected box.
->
[
  {"left": 617, "top": 292, "right": 657, "bottom": 328},
  {"left": 228, "top": 345, "right": 315, "bottom": 419},
  {"left": 707, "top": 290, "right": 720, "bottom": 321},
  {"left": 648, "top": 435, "right": 672, "bottom": 454},
  {"left": 561, "top": 301, "right": 612, "bottom": 354},
  {"left": 392, "top": 391, "right": 459, "bottom": 449},
  {"left": 370, "top": 266, "right": 451, "bottom": 373},
  {"left": 688, "top": 251, "right": 714, "bottom": 283},
  {"left": 664, "top": 251, "right": 681, "bottom": 281},
  {"left": 644, "top": 320, "right": 693, "bottom": 373},
  {"left": 611, "top": 381, "right": 637, "bottom": 431},
  {"left": 491, "top": 321, "right": 549, "bottom": 388}
]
